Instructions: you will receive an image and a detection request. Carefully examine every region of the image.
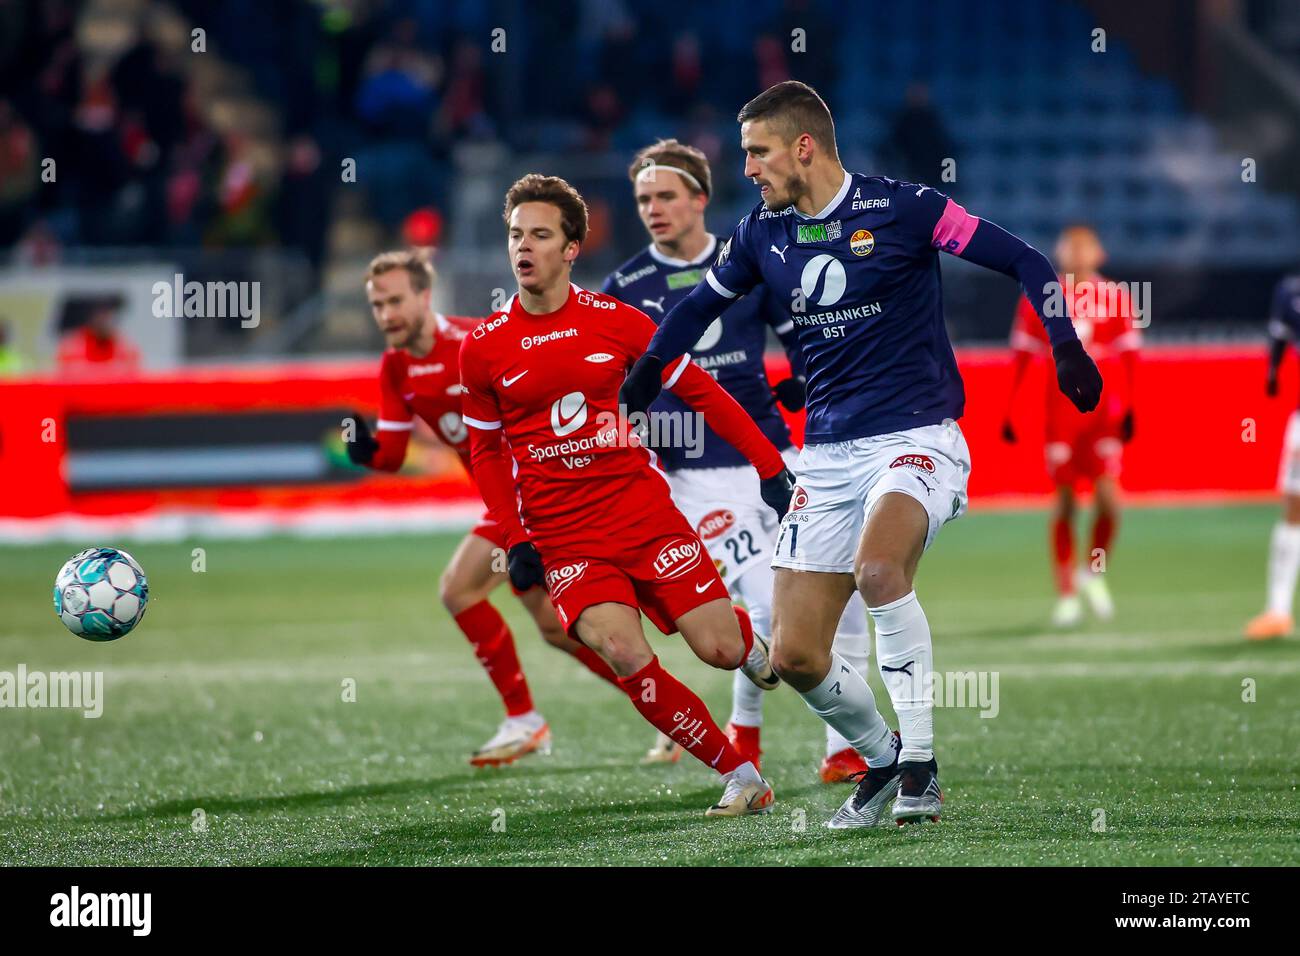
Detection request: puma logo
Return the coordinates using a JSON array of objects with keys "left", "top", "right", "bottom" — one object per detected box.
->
[
  {"left": 770, "top": 244, "right": 789, "bottom": 263},
  {"left": 880, "top": 660, "right": 915, "bottom": 677},
  {"left": 642, "top": 297, "right": 665, "bottom": 313}
]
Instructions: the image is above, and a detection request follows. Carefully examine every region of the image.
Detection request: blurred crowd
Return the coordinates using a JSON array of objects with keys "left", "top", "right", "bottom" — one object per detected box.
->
[{"left": 0, "top": 0, "right": 868, "bottom": 275}]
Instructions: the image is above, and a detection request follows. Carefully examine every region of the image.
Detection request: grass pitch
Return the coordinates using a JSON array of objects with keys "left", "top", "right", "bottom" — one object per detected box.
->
[{"left": 1, "top": 503, "right": 1296, "bottom": 866}]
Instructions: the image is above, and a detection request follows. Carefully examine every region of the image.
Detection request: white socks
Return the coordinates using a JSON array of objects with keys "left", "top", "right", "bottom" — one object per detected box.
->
[
  {"left": 729, "top": 667, "right": 764, "bottom": 728},
  {"left": 724, "top": 760, "right": 762, "bottom": 785},
  {"left": 798, "top": 651, "right": 896, "bottom": 767},
  {"left": 1267, "top": 522, "right": 1300, "bottom": 616},
  {"left": 825, "top": 592, "right": 871, "bottom": 755},
  {"left": 871, "top": 591, "right": 934, "bottom": 764}
]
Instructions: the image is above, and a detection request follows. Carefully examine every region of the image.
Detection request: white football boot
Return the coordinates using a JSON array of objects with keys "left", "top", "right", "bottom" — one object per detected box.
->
[
  {"left": 1052, "top": 593, "right": 1083, "bottom": 628},
  {"left": 740, "top": 633, "right": 781, "bottom": 691},
  {"left": 469, "top": 712, "right": 551, "bottom": 767},
  {"left": 640, "top": 731, "right": 684, "bottom": 765},
  {"left": 1078, "top": 569, "right": 1115, "bottom": 621},
  {"left": 705, "top": 763, "right": 775, "bottom": 817}
]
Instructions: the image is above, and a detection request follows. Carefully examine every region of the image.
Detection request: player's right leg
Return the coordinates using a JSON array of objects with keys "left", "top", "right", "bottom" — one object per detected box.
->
[
  {"left": 1078, "top": 473, "right": 1120, "bottom": 620},
  {"left": 439, "top": 532, "right": 548, "bottom": 767},
  {"left": 1246, "top": 494, "right": 1300, "bottom": 639},
  {"left": 513, "top": 582, "right": 622, "bottom": 688},
  {"left": 771, "top": 567, "right": 900, "bottom": 827},
  {"left": 573, "top": 600, "right": 772, "bottom": 816},
  {"left": 1246, "top": 410, "right": 1300, "bottom": 640},
  {"left": 1049, "top": 484, "right": 1083, "bottom": 627}
]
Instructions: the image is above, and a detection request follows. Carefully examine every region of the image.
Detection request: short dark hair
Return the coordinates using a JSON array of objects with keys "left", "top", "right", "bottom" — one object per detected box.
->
[
  {"left": 502, "top": 174, "right": 589, "bottom": 244},
  {"left": 737, "top": 80, "right": 838, "bottom": 161},
  {"left": 628, "top": 138, "right": 712, "bottom": 197}
]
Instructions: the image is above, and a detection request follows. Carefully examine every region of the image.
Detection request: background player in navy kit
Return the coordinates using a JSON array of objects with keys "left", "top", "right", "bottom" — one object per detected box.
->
[
  {"left": 1245, "top": 270, "right": 1300, "bottom": 640},
  {"left": 602, "top": 139, "right": 877, "bottom": 783},
  {"left": 621, "top": 81, "right": 1102, "bottom": 828}
]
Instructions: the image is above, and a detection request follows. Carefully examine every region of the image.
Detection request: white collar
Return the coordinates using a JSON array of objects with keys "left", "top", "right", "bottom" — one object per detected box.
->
[
  {"left": 647, "top": 233, "right": 717, "bottom": 268},
  {"left": 796, "top": 169, "right": 852, "bottom": 220}
]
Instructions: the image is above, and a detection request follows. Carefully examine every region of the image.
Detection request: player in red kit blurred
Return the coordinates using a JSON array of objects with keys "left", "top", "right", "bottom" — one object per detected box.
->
[
  {"left": 460, "top": 175, "right": 795, "bottom": 816},
  {"left": 348, "top": 251, "right": 622, "bottom": 768},
  {"left": 1002, "top": 225, "right": 1140, "bottom": 626}
]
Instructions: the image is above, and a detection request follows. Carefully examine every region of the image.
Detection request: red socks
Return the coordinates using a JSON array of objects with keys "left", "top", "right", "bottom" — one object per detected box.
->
[
  {"left": 1091, "top": 511, "right": 1116, "bottom": 565},
  {"left": 1052, "top": 514, "right": 1074, "bottom": 595},
  {"left": 570, "top": 644, "right": 622, "bottom": 688},
  {"left": 453, "top": 601, "right": 534, "bottom": 717},
  {"left": 733, "top": 604, "right": 755, "bottom": 658},
  {"left": 617, "top": 656, "right": 745, "bottom": 775}
]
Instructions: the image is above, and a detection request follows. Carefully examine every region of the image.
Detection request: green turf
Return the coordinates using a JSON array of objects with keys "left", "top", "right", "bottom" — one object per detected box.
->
[{"left": 1, "top": 503, "right": 1297, "bottom": 866}]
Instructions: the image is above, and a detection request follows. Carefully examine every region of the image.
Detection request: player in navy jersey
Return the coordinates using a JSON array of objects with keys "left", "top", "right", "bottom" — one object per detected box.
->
[
  {"left": 602, "top": 138, "right": 878, "bottom": 783},
  {"left": 1245, "top": 270, "right": 1300, "bottom": 640},
  {"left": 621, "top": 81, "right": 1102, "bottom": 828}
]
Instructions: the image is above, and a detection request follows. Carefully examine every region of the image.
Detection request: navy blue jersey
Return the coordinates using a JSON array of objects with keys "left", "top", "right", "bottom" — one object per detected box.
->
[
  {"left": 705, "top": 173, "right": 970, "bottom": 444},
  {"left": 1268, "top": 273, "right": 1300, "bottom": 408},
  {"left": 1268, "top": 273, "right": 1300, "bottom": 341},
  {"left": 601, "top": 236, "right": 798, "bottom": 470}
]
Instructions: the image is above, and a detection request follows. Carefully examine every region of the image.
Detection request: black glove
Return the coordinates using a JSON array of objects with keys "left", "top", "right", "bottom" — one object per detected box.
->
[
  {"left": 1119, "top": 409, "right": 1135, "bottom": 444},
  {"left": 619, "top": 354, "right": 664, "bottom": 416},
  {"left": 1267, "top": 373, "right": 1279, "bottom": 397},
  {"left": 772, "top": 376, "right": 806, "bottom": 412},
  {"left": 1053, "top": 339, "right": 1103, "bottom": 413},
  {"left": 1000, "top": 419, "right": 1017, "bottom": 444},
  {"left": 345, "top": 414, "right": 379, "bottom": 466},
  {"left": 506, "top": 542, "right": 545, "bottom": 591},
  {"left": 759, "top": 467, "right": 796, "bottom": 520}
]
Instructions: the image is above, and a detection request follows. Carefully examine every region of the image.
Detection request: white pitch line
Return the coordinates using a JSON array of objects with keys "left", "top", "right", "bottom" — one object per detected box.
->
[{"left": 75, "top": 655, "right": 1300, "bottom": 684}]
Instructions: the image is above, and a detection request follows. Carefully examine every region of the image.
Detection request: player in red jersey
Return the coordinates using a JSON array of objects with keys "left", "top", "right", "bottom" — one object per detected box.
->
[
  {"left": 347, "top": 250, "right": 623, "bottom": 768},
  {"left": 1001, "top": 225, "right": 1140, "bottom": 626},
  {"left": 460, "top": 175, "right": 794, "bottom": 816}
]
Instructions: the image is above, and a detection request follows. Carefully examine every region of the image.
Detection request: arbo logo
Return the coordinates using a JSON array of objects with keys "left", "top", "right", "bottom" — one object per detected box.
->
[
  {"left": 550, "top": 391, "right": 588, "bottom": 437},
  {"left": 800, "top": 254, "right": 846, "bottom": 307},
  {"left": 696, "top": 509, "right": 736, "bottom": 540}
]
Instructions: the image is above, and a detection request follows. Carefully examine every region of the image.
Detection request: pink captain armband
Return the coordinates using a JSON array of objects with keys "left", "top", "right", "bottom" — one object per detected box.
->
[{"left": 931, "top": 198, "right": 979, "bottom": 255}]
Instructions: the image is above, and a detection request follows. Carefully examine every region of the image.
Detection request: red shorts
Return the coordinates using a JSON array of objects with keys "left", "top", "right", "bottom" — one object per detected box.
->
[
  {"left": 538, "top": 519, "right": 727, "bottom": 637},
  {"left": 469, "top": 510, "right": 507, "bottom": 549},
  {"left": 1045, "top": 418, "right": 1122, "bottom": 488}
]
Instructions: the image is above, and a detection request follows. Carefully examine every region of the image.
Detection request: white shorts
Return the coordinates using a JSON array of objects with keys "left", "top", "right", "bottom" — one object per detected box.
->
[
  {"left": 772, "top": 421, "right": 971, "bottom": 574},
  {"left": 666, "top": 448, "right": 798, "bottom": 588},
  {"left": 1280, "top": 411, "right": 1300, "bottom": 496}
]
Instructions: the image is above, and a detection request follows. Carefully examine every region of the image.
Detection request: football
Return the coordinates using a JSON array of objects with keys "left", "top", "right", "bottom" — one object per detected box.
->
[{"left": 52, "top": 547, "right": 149, "bottom": 641}]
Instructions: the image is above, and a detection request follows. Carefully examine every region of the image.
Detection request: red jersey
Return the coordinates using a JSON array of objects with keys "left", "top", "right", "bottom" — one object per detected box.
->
[
  {"left": 459, "top": 285, "right": 784, "bottom": 555},
  {"left": 371, "top": 313, "right": 481, "bottom": 471},
  {"left": 1011, "top": 274, "right": 1140, "bottom": 429}
]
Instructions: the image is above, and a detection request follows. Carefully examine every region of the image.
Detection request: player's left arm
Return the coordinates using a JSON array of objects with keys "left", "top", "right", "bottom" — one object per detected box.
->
[
  {"left": 1266, "top": 280, "right": 1294, "bottom": 397},
  {"left": 759, "top": 284, "right": 807, "bottom": 412},
  {"left": 620, "top": 304, "right": 795, "bottom": 516},
  {"left": 904, "top": 185, "right": 1102, "bottom": 412},
  {"left": 622, "top": 215, "right": 764, "bottom": 415}
]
